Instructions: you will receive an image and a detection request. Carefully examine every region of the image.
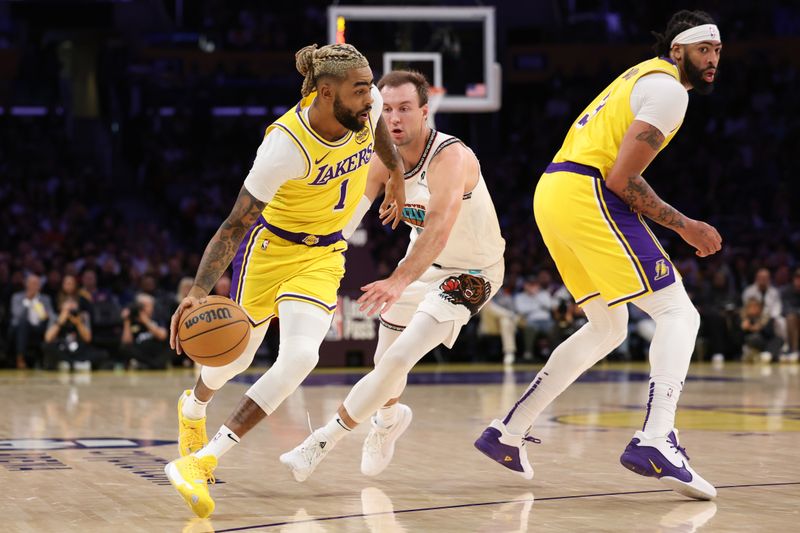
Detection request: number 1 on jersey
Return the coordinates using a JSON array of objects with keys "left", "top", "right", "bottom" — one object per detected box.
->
[{"left": 333, "top": 179, "right": 349, "bottom": 211}]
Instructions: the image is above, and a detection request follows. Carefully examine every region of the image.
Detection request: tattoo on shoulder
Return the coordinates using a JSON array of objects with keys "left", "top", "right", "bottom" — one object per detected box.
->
[{"left": 635, "top": 125, "right": 665, "bottom": 151}]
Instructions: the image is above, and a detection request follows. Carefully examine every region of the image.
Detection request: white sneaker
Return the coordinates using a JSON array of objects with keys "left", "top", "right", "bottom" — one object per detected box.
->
[
  {"left": 279, "top": 429, "right": 335, "bottom": 482},
  {"left": 760, "top": 351, "right": 773, "bottom": 363},
  {"left": 620, "top": 429, "right": 716, "bottom": 500},
  {"left": 787, "top": 352, "right": 800, "bottom": 363},
  {"left": 710, "top": 353, "right": 724, "bottom": 364},
  {"left": 361, "top": 404, "right": 413, "bottom": 477},
  {"left": 503, "top": 353, "right": 516, "bottom": 366}
]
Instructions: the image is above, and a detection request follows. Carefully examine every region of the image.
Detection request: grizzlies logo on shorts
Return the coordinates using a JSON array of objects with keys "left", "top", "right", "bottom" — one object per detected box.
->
[{"left": 438, "top": 274, "right": 491, "bottom": 315}]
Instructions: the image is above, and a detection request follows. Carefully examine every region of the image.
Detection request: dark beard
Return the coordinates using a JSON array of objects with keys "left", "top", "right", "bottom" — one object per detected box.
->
[
  {"left": 685, "top": 58, "right": 715, "bottom": 95},
  {"left": 333, "top": 96, "right": 365, "bottom": 132}
]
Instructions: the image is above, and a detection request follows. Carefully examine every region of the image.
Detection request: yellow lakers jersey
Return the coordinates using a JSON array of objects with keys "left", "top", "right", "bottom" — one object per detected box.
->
[
  {"left": 261, "top": 91, "right": 374, "bottom": 235},
  {"left": 553, "top": 57, "right": 683, "bottom": 179}
]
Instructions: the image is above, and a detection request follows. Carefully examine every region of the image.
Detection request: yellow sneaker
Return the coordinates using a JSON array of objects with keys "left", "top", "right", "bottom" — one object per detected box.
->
[
  {"left": 178, "top": 390, "right": 208, "bottom": 457},
  {"left": 165, "top": 455, "right": 217, "bottom": 518}
]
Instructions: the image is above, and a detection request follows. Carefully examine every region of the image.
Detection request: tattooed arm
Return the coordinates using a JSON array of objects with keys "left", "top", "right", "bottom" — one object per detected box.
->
[
  {"left": 373, "top": 116, "right": 406, "bottom": 229},
  {"left": 605, "top": 119, "right": 721, "bottom": 257},
  {"left": 170, "top": 185, "right": 265, "bottom": 352}
]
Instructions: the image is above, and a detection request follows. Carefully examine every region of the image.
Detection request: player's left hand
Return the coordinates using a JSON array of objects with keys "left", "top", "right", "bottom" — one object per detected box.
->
[
  {"left": 358, "top": 276, "right": 409, "bottom": 316},
  {"left": 380, "top": 170, "right": 406, "bottom": 230}
]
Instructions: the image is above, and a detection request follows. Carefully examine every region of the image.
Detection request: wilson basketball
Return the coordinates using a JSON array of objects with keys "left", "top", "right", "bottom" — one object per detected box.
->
[{"left": 177, "top": 295, "right": 251, "bottom": 366}]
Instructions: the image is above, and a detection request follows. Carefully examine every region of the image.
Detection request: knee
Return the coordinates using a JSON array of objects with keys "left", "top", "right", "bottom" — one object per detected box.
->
[
  {"left": 277, "top": 336, "right": 319, "bottom": 375},
  {"left": 377, "top": 348, "right": 413, "bottom": 377}
]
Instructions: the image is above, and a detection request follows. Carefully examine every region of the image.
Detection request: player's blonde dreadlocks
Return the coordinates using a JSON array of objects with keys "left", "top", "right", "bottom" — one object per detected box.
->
[{"left": 295, "top": 43, "right": 369, "bottom": 98}]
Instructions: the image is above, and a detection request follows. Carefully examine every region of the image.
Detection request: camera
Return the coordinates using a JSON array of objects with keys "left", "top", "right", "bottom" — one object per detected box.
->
[{"left": 126, "top": 302, "right": 143, "bottom": 320}]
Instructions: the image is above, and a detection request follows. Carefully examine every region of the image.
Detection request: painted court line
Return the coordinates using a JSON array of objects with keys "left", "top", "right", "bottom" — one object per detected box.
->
[{"left": 211, "top": 481, "right": 800, "bottom": 532}]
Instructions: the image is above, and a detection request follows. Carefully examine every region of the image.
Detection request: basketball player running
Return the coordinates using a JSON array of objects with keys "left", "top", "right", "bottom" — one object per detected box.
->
[
  {"left": 279, "top": 70, "right": 505, "bottom": 481},
  {"left": 475, "top": 10, "right": 722, "bottom": 501},
  {"left": 163, "top": 43, "right": 407, "bottom": 518}
]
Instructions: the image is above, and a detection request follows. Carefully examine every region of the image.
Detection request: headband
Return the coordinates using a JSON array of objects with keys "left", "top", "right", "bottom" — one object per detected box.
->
[{"left": 671, "top": 24, "right": 721, "bottom": 47}]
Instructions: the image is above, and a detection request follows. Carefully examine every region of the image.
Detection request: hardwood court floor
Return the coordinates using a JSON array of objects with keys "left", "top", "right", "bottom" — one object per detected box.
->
[{"left": 1, "top": 362, "right": 798, "bottom": 532}]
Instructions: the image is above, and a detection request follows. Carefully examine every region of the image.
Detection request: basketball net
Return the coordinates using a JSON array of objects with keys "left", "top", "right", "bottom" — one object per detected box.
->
[{"left": 427, "top": 86, "right": 446, "bottom": 129}]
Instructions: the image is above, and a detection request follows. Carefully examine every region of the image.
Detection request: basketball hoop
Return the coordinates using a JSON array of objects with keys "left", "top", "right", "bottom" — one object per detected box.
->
[{"left": 427, "top": 86, "right": 446, "bottom": 128}]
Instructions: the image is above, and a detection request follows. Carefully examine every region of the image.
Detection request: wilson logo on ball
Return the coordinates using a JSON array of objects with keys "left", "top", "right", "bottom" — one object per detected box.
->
[{"left": 183, "top": 307, "right": 233, "bottom": 330}]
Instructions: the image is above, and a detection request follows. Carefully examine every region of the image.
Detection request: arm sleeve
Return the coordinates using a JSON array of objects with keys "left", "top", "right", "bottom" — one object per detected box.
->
[
  {"left": 369, "top": 84, "right": 383, "bottom": 129},
  {"left": 242, "top": 128, "right": 307, "bottom": 203},
  {"left": 629, "top": 73, "right": 689, "bottom": 137}
]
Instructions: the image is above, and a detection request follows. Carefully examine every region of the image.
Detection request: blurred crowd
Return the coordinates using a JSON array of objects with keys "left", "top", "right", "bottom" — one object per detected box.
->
[{"left": 1, "top": 2, "right": 799, "bottom": 369}]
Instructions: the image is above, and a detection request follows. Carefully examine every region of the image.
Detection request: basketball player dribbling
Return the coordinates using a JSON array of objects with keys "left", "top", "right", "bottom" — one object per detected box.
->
[
  {"left": 279, "top": 70, "right": 506, "bottom": 481},
  {"left": 475, "top": 10, "right": 723, "bottom": 500},
  {"left": 163, "top": 43, "right": 407, "bottom": 518}
]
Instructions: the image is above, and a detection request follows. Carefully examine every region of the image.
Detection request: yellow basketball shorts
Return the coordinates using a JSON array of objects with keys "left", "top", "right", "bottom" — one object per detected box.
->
[
  {"left": 230, "top": 223, "right": 347, "bottom": 326},
  {"left": 534, "top": 162, "right": 678, "bottom": 307}
]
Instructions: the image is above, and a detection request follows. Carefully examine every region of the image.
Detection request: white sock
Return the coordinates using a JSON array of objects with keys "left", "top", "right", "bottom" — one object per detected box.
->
[
  {"left": 182, "top": 390, "right": 209, "bottom": 420},
  {"left": 633, "top": 284, "right": 698, "bottom": 438},
  {"left": 642, "top": 378, "right": 682, "bottom": 438},
  {"left": 376, "top": 403, "right": 399, "bottom": 428},
  {"left": 503, "top": 299, "right": 628, "bottom": 435},
  {"left": 320, "top": 416, "right": 352, "bottom": 444},
  {"left": 195, "top": 424, "right": 240, "bottom": 459}
]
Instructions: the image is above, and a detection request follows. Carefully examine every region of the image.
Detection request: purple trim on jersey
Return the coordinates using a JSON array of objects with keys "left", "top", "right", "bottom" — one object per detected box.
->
[
  {"left": 295, "top": 101, "right": 353, "bottom": 148},
  {"left": 575, "top": 292, "right": 601, "bottom": 305},
  {"left": 272, "top": 123, "right": 311, "bottom": 179},
  {"left": 231, "top": 221, "right": 265, "bottom": 304},
  {"left": 262, "top": 220, "right": 344, "bottom": 247},
  {"left": 592, "top": 178, "right": 649, "bottom": 301},
  {"left": 597, "top": 180, "right": 677, "bottom": 295},
  {"left": 658, "top": 55, "right": 678, "bottom": 66},
  {"left": 502, "top": 371, "right": 548, "bottom": 424},
  {"left": 275, "top": 292, "right": 337, "bottom": 311},
  {"left": 545, "top": 161, "right": 602, "bottom": 180}
]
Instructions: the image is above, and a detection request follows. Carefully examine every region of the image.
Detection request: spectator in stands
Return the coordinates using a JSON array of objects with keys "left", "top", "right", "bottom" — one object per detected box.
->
[
  {"left": 478, "top": 283, "right": 519, "bottom": 365},
  {"left": 514, "top": 275, "right": 554, "bottom": 360},
  {"left": 9, "top": 274, "right": 54, "bottom": 368},
  {"left": 58, "top": 274, "right": 93, "bottom": 316},
  {"left": 742, "top": 267, "right": 786, "bottom": 355},
  {"left": 697, "top": 269, "right": 741, "bottom": 364},
  {"left": 42, "top": 292, "right": 107, "bottom": 371},
  {"left": 119, "top": 292, "right": 170, "bottom": 369},
  {"left": 550, "top": 284, "right": 586, "bottom": 346},
  {"left": 741, "top": 298, "right": 781, "bottom": 363},
  {"left": 213, "top": 274, "right": 232, "bottom": 297},
  {"left": 780, "top": 268, "right": 800, "bottom": 363}
]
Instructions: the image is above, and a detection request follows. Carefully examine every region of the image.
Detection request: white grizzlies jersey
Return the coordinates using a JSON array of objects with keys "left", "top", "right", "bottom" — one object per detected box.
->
[{"left": 399, "top": 131, "right": 505, "bottom": 270}]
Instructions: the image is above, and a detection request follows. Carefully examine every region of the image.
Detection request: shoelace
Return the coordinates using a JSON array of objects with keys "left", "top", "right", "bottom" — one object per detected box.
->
[
  {"left": 522, "top": 435, "right": 542, "bottom": 446},
  {"left": 300, "top": 412, "right": 326, "bottom": 465},
  {"left": 188, "top": 457, "right": 216, "bottom": 485},
  {"left": 667, "top": 435, "right": 689, "bottom": 460},
  {"left": 364, "top": 419, "right": 389, "bottom": 455}
]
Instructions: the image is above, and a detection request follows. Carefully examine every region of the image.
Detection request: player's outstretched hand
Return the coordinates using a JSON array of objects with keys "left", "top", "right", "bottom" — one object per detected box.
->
[
  {"left": 380, "top": 171, "right": 406, "bottom": 229},
  {"left": 358, "top": 277, "right": 407, "bottom": 316},
  {"left": 170, "top": 293, "right": 207, "bottom": 354},
  {"left": 679, "top": 219, "right": 722, "bottom": 258}
]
